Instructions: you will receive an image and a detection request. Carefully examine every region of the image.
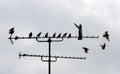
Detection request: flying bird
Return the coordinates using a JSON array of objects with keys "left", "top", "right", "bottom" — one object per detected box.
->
[
  {"left": 52, "top": 33, "right": 56, "bottom": 37},
  {"left": 29, "top": 32, "right": 33, "bottom": 38},
  {"left": 82, "top": 47, "right": 90, "bottom": 53},
  {"left": 9, "top": 27, "right": 15, "bottom": 44},
  {"left": 100, "top": 43, "right": 106, "bottom": 50},
  {"left": 103, "top": 31, "right": 110, "bottom": 41},
  {"left": 57, "top": 33, "right": 61, "bottom": 38},
  {"left": 62, "top": 33, "right": 67, "bottom": 38},
  {"left": 68, "top": 33, "right": 72, "bottom": 39},
  {"left": 45, "top": 33, "right": 48, "bottom": 37},
  {"left": 9, "top": 27, "right": 14, "bottom": 35},
  {"left": 37, "top": 32, "right": 41, "bottom": 37}
]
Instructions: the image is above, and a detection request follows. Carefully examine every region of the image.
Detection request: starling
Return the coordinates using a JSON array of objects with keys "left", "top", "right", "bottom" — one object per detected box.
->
[
  {"left": 9, "top": 27, "right": 14, "bottom": 35},
  {"left": 57, "top": 33, "right": 61, "bottom": 38},
  {"left": 100, "top": 43, "right": 106, "bottom": 50},
  {"left": 62, "top": 33, "right": 67, "bottom": 38},
  {"left": 29, "top": 32, "right": 33, "bottom": 38},
  {"left": 103, "top": 31, "right": 110, "bottom": 41},
  {"left": 45, "top": 33, "right": 48, "bottom": 37},
  {"left": 37, "top": 32, "right": 41, "bottom": 37},
  {"left": 82, "top": 47, "right": 89, "bottom": 53},
  {"left": 68, "top": 33, "right": 72, "bottom": 39}
]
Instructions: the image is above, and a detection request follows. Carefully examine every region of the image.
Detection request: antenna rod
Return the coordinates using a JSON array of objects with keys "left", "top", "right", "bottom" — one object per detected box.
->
[{"left": 48, "top": 38, "right": 52, "bottom": 74}]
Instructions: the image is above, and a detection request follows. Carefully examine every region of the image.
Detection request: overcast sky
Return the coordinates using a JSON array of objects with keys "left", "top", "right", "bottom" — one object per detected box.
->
[{"left": 0, "top": 0, "right": 120, "bottom": 74}]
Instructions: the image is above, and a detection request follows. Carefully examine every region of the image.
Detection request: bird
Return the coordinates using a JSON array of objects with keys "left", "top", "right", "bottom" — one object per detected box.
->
[
  {"left": 52, "top": 33, "right": 56, "bottom": 38},
  {"left": 9, "top": 27, "right": 14, "bottom": 35},
  {"left": 62, "top": 33, "right": 67, "bottom": 38},
  {"left": 74, "top": 23, "right": 83, "bottom": 40},
  {"left": 57, "top": 33, "right": 61, "bottom": 38},
  {"left": 103, "top": 31, "right": 110, "bottom": 41},
  {"left": 68, "top": 33, "right": 72, "bottom": 39},
  {"left": 8, "top": 27, "right": 15, "bottom": 44},
  {"left": 15, "top": 36, "right": 19, "bottom": 40},
  {"left": 82, "top": 47, "right": 90, "bottom": 53},
  {"left": 45, "top": 33, "right": 48, "bottom": 38},
  {"left": 19, "top": 52, "right": 21, "bottom": 59},
  {"left": 37, "top": 32, "right": 41, "bottom": 37},
  {"left": 100, "top": 43, "right": 106, "bottom": 50},
  {"left": 29, "top": 32, "right": 33, "bottom": 38}
]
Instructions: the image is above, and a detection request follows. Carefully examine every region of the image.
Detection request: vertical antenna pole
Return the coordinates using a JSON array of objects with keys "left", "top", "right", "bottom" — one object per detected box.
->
[{"left": 48, "top": 38, "right": 51, "bottom": 74}]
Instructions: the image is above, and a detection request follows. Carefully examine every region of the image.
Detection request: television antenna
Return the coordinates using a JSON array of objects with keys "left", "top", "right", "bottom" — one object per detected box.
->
[{"left": 8, "top": 23, "right": 99, "bottom": 74}]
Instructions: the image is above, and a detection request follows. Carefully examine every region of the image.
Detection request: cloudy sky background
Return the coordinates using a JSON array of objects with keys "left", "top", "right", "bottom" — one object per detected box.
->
[{"left": 0, "top": 0, "right": 120, "bottom": 74}]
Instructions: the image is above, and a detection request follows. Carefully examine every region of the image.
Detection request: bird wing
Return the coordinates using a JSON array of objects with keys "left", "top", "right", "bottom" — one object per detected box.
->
[
  {"left": 9, "top": 27, "right": 14, "bottom": 34},
  {"left": 9, "top": 27, "right": 14, "bottom": 31},
  {"left": 74, "top": 23, "right": 79, "bottom": 28},
  {"left": 103, "top": 43, "right": 106, "bottom": 49},
  {"left": 37, "top": 32, "right": 41, "bottom": 37},
  {"left": 105, "top": 35, "right": 110, "bottom": 41},
  {"left": 45, "top": 33, "right": 48, "bottom": 37},
  {"left": 57, "top": 33, "right": 61, "bottom": 38}
]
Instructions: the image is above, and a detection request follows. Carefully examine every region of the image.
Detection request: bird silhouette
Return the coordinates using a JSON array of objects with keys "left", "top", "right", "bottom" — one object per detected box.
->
[
  {"left": 9, "top": 27, "right": 14, "bottom": 35},
  {"left": 82, "top": 47, "right": 89, "bottom": 53},
  {"left": 45, "top": 33, "right": 48, "bottom": 37},
  {"left": 19, "top": 52, "right": 21, "bottom": 59},
  {"left": 52, "top": 33, "right": 56, "bottom": 37},
  {"left": 68, "top": 33, "right": 71, "bottom": 39},
  {"left": 57, "top": 33, "right": 61, "bottom": 38},
  {"left": 100, "top": 43, "right": 106, "bottom": 50},
  {"left": 37, "top": 32, "right": 41, "bottom": 37},
  {"left": 29, "top": 32, "right": 33, "bottom": 38},
  {"left": 15, "top": 36, "right": 19, "bottom": 40},
  {"left": 103, "top": 31, "right": 110, "bottom": 41},
  {"left": 74, "top": 23, "right": 82, "bottom": 40},
  {"left": 62, "top": 33, "right": 67, "bottom": 38}
]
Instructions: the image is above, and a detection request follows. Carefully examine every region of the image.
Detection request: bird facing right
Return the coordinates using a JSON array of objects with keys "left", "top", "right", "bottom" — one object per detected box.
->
[{"left": 82, "top": 47, "right": 90, "bottom": 53}]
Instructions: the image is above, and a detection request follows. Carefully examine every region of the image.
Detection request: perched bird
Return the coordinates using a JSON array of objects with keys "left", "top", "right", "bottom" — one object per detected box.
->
[
  {"left": 45, "top": 33, "right": 48, "bottom": 37},
  {"left": 52, "top": 33, "right": 56, "bottom": 38},
  {"left": 57, "top": 33, "right": 61, "bottom": 38},
  {"left": 74, "top": 23, "right": 83, "bottom": 40},
  {"left": 103, "top": 31, "right": 110, "bottom": 41},
  {"left": 82, "top": 47, "right": 89, "bottom": 53},
  {"left": 19, "top": 52, "right": 21, "bottom": 59},
  {"left": 62, "top": 33, "right": 67, "bottom": 38},
  {"left": 37, "top": 32, "right": 41, "bottom": 37},
  {"left": 9, "top": 27, "right": 14, "bottom": 35},
  {"left": 100, "top": 43, "right": 106, "bottom": 50},
  {"left": 29, "top": 32, "right": 33, "bottom": 38},
  {"left": 68, "top": 33, "right": 72, "bottom": 39},
  {"left": 15, "top": 36, "right": 19, "bottom": 40}
]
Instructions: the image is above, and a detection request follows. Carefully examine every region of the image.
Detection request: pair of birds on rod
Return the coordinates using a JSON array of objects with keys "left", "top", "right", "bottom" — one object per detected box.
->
[{"left": 82, "top": 31, "right": 110, "bottom": 53}]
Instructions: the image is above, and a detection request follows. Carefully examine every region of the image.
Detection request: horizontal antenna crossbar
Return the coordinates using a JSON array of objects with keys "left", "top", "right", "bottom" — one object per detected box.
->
[{"left": 19, "top": 53, "right": 86, "bottom": 60}]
